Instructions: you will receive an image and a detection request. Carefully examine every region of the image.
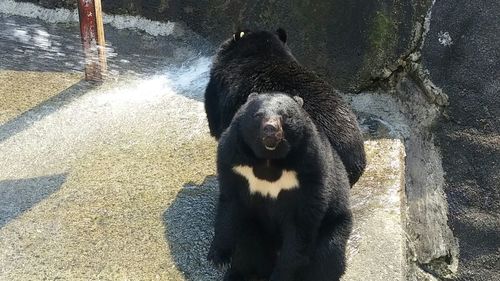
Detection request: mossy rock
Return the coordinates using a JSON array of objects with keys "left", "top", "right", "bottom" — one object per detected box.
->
[
  {"left": 167, "top": 0, "right": 432, "bottom": 91},
  {"left": 17, "top": 0, "right": 433, "bottom": 91}
]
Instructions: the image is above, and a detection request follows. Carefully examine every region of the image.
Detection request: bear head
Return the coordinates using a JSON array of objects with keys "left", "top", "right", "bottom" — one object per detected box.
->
[
  {"left": 216, "top": 28, "right": 292, "bottom": 63},
  {"left": 235, "top": 93, "right": 307, "bottom": 160}
]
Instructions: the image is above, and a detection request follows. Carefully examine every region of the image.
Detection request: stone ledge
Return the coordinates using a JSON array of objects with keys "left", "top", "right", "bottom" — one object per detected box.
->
[
  {"left": 343, "top": 139, "right": 406, "bottom": 281},
  {"left": 165, "top": 140, "right": 407, "bottom": 281}
]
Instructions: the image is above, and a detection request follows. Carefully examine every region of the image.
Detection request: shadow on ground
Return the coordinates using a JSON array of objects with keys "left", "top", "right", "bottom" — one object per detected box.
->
[
  {"left": 0, "top": 173, "right": 67, "bottom": 228},
  {"left": 0, "top": 80, "right": 94, "bottom": 143},
  {"left": 163, "top": 176, "right": 224, "bottom": 281}
]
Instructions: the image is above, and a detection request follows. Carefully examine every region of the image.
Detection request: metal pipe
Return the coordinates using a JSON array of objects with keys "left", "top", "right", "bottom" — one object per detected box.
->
[{"left": 77, "top": 0, "right": 107, "bottom": 81}]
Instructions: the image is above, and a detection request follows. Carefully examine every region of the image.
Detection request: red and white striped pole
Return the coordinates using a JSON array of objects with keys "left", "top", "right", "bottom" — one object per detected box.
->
[{"left": 77, "top": 0, "right": 107, "bottom": 81}]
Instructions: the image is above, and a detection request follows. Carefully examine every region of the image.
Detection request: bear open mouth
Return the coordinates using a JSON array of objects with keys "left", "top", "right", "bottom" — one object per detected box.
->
[
  {"left": 265, "top": 144, "right": 278, "bottom": 151},
  {"left": 263, "top": 136, "right": 281, "bottom": 151}
]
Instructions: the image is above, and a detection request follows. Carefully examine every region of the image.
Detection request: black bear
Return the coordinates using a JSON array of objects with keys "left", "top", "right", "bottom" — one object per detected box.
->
[
  {"left": 208, "top": 93, "right": 352, "bottom": 281},
  {"left": 204, "top": 28, "right": 366, "bottom": 186}
]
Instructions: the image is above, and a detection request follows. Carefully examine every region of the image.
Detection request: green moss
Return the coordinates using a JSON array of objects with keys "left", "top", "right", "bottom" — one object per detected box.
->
[
  {"left": 358, "top": 9, "right": 399, "bottom": 80},
  {"left": 369, "top": 11, "right": 396, "bottom": 52}
]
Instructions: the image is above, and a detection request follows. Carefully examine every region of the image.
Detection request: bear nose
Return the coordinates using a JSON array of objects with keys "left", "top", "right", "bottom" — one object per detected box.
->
[
  {"left": 261, "top": 117, "right": 283, "bottom": 150},
  {"left": 262, "top": 117, "right": 282, "bottom": 136},
  {"left": 263, "top": 123, "right": 278, "bottom": 134}
]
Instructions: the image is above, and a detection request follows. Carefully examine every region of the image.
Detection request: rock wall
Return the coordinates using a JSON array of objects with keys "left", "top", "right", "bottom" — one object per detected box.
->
[
  {"left": 18, "top": 0, "right": 432, "bottom": 92},
  {"left": 421, "top": 1, "right": 500, "bottom": 280}
]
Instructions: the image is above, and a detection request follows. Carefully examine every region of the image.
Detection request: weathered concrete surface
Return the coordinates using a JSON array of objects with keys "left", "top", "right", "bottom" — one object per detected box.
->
[
  {"left": 0, "top": 69, "right": 409, "bottom": 280},
  {"left": 15, "top": 0, "right": 432, "bottom": 92},
  {"left": 163, "top": 140, "right": 408, "bottom": 281},
  {"left": 395, "top": 79, "right": 458, "bottom": 281},
  {"left": 0, "top": 71, "right": 81, "bottom": 124},
  {"left": 421, "top": 0, "right": 500, "bottom": 280},
  {"left": 349, "top": 77, "right": 460, "bottom": 281},
  {"left": 0, "top": 72, "right": 217, "bottom": 280},
  {"left": 342, "top": 139, "right": 406, "bottom": 281}
]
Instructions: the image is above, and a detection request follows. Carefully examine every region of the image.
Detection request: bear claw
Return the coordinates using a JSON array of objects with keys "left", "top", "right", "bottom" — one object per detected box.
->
[{"left": 207, "top": 246, "right": 231, "bottom": 269}]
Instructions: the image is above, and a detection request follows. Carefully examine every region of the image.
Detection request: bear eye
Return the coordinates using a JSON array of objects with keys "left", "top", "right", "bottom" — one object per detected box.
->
[{"left": 254, "top": 112, "right": 264, "bottom": 118}]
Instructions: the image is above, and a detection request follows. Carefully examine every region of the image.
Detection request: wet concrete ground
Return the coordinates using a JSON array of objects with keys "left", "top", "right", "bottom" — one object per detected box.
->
[
  {"left": 0, "top": 72, "right": 216, "bottom": 280},
  {"left": 0, "top": 13, "right": 213, "bottom": 76},
  {"left": 0, "top": 77, "right": 407, "bottom": 280},
  {"left": 0, "top": 10, "right": 408, "bottom": 281},
  {"left": 0, "top": 71, "right": 81, "bottom": 124}
]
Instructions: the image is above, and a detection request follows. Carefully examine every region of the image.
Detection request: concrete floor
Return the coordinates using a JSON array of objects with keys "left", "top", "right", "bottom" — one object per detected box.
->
[
  {"left": 0, "top": 71, "right": 81, "bottom": 124},
  {"left": 0, "top": 71, "right": 216, "bottom": 280},
  {"left": 0, "top": 70, "right": 407, "bottom": 280}
]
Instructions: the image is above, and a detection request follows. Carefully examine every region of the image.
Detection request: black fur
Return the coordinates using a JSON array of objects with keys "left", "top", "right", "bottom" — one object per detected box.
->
[
  {"left": 208, "top": 93, "right": 352, "bottom": 281},
  {"left": 204, "top": 28, "right": 366, "bottom": 186}
]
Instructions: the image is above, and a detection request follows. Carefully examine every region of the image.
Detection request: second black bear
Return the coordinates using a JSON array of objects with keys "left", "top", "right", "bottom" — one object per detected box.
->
[
  {"left": 208, "top": 93, "right": 352, "bottom": 281},
  {"left": 204, "top": 28, "right": 366, "bottom": 185}
]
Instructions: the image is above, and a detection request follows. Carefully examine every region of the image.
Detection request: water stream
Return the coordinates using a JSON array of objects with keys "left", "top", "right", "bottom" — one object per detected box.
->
[{"left": 0, "top": 8, "right": 214, "bottom": 101}]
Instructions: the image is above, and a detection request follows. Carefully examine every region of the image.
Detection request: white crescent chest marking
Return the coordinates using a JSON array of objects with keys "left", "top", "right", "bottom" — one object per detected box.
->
[{"left": 232, "top": 165, "right": 299, "bottom": 199}]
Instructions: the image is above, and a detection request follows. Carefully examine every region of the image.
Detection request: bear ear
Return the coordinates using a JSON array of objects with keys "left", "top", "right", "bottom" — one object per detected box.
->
[
  {"left": 276, "top": 28, "right": 287, "bottom": 43},
  {"left": 248, "top": 92, "right": 259, "bottom": 100},
  {"left": 293, "top": 96, "right": 304, "bottom": 107}
]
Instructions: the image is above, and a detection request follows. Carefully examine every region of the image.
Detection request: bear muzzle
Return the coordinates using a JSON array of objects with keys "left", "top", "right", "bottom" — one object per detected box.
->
[{"left": 261, "top": 116, "right": 283, "bottom": 151}]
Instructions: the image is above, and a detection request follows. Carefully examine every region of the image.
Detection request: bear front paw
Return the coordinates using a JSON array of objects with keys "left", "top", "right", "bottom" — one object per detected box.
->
[{"left": 207, "top": 245, "right": 231, "bottom": 268}]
